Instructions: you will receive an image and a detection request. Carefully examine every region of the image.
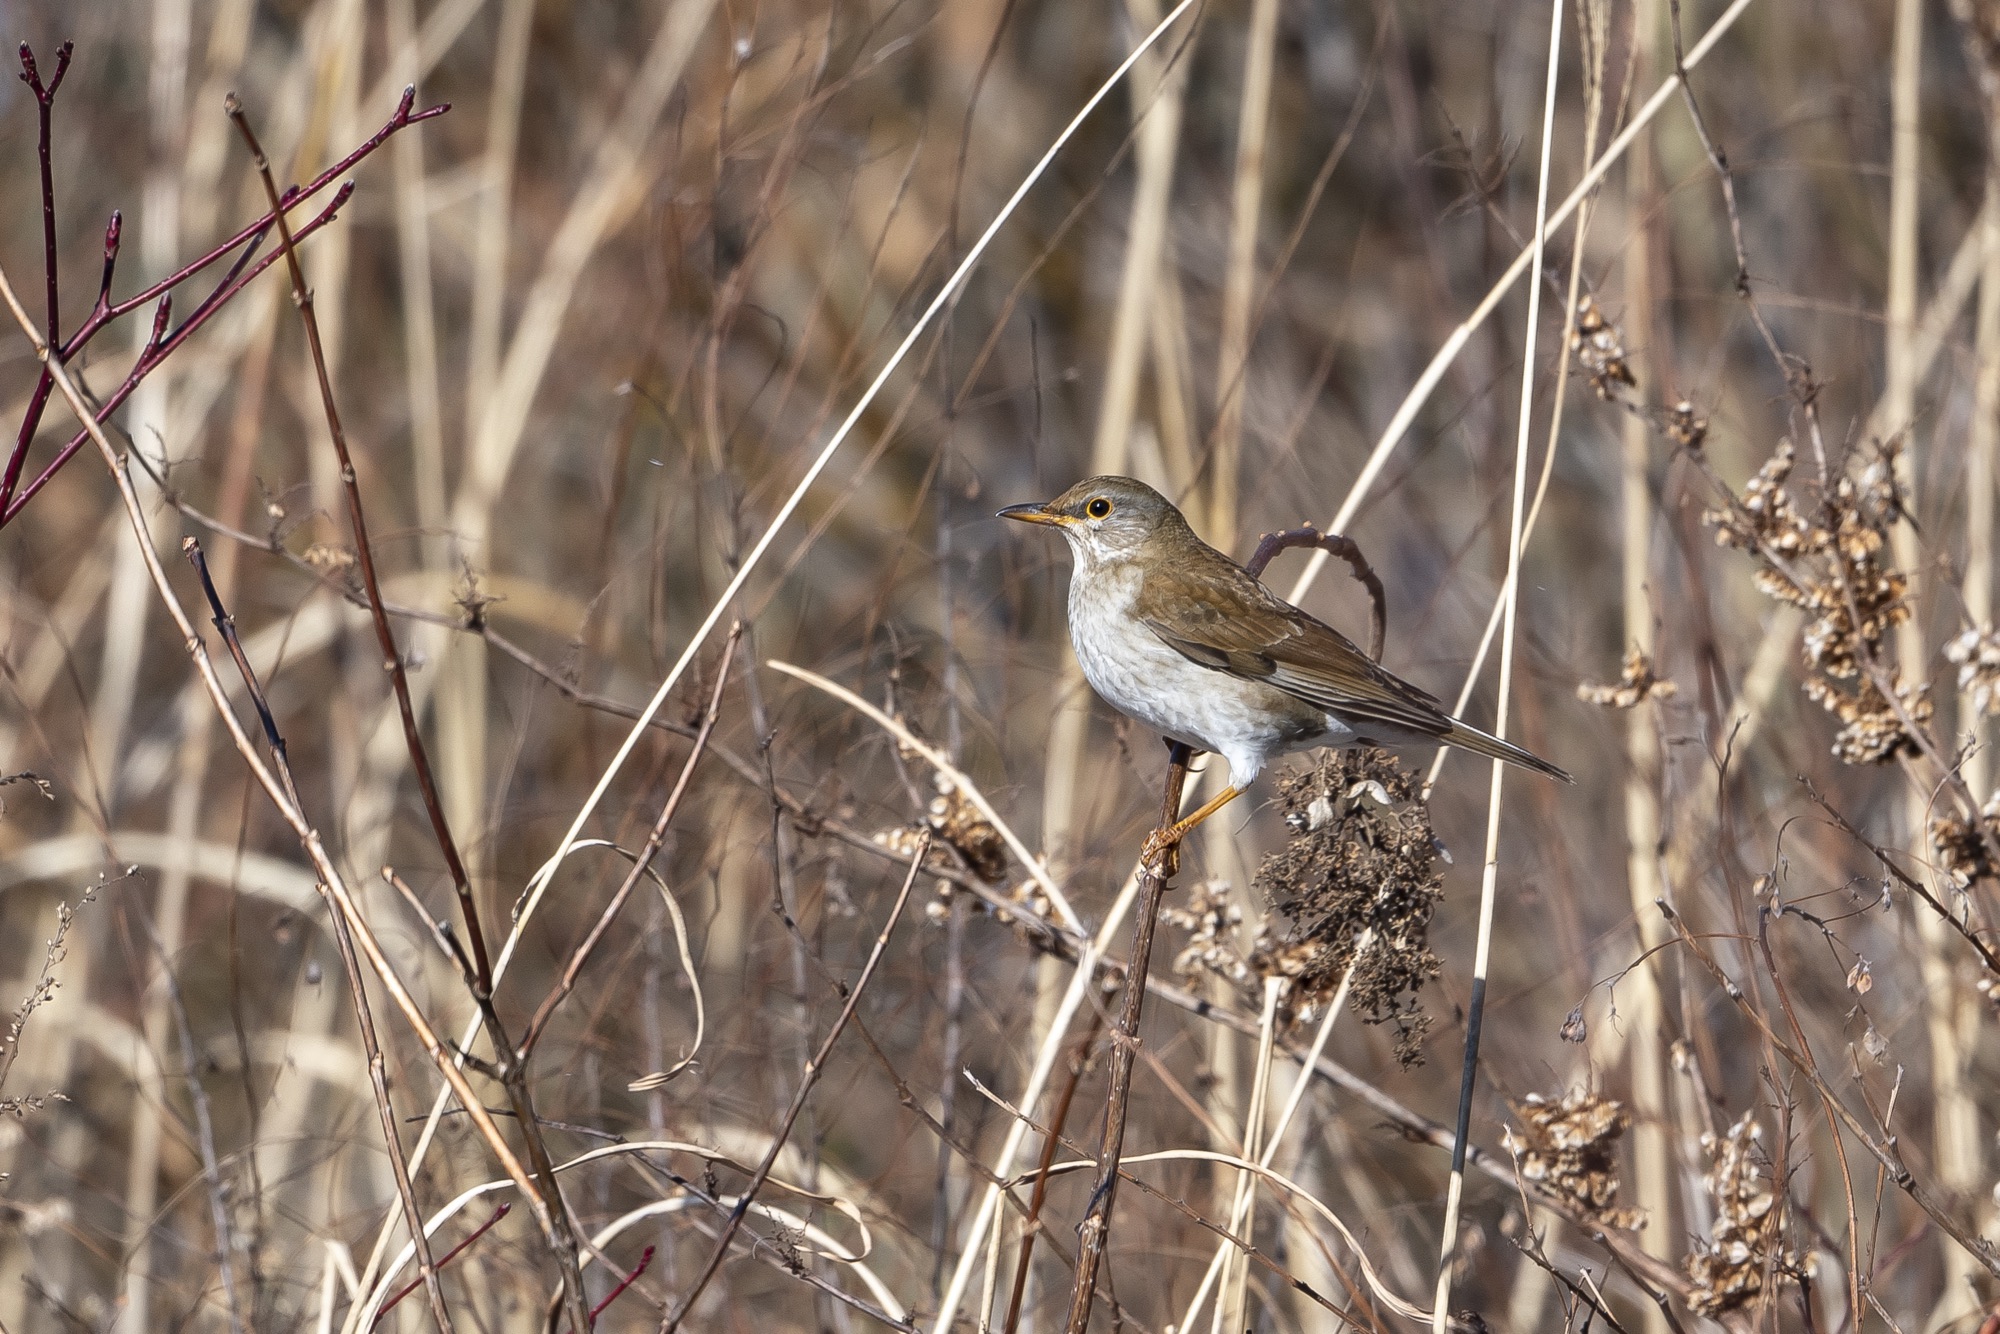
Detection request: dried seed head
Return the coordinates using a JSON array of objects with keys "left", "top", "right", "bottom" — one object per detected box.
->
[
  {"left": 1930, "top": 791, "right": 2000, "bottom": 892},
  {"left": 1161, "top": 879, "right": 1250, "bottom": 987},
  {"left": 1577, "top": 647, "right": 1678, "bottom": 709},
  {"left": 1501, "top": 1089, "right": 1643, "bottom": 1229},
  {"left": 1707, "top": 438, "right": 1928, "bottom": 764},
  {"left": 1666, "top": 399, "right": 1709, "bottom": 450},
  {"left": 302, "top": 542, "right": 356, "bottom": 572},
  {"left": 1802, "top": 673, "right": 1931, "bottom": 766},
  {"left": 1686, "top": 1114, "right": 1804, "bottom": 1316},
  {"left": 874, "top": 774, "right": 1006, "bottom": 885},
  {"left": 924, "top": 776, "right": 1007, "bottom": 883},
  {"left": 1946, "top": 626, "right": 2000, "bottom": 718},
  {"left": 1569, "top": 294, "right": 1636, "bottom": 399},
  {"left": 1252, "top": 749, "right": 1442, "bottom": 1067}
]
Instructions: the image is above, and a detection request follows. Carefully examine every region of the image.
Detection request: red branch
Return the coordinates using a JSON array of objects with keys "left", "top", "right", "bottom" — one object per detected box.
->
[
  {"left": 370, "top": 1202, "right": 511, "bottom": 1328},
  {"left": 2, "top": 54, "right": 445, "bottom": 524},
  {"left": 590, "top": 1246, "right": 656, "bottom": 1321}
]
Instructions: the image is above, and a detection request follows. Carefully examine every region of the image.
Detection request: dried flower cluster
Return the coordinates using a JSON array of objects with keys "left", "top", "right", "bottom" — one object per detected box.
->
[
  {"left": 1251, "top": 748, "right": 1442, "bottom": 1067},
  {"left": 876, "top": 774, "right": 1007, "bottom": 884},
  {"left": 1569, "top": 294, "right": 1635, "bottom": 399},
  {"left": 1706, "top": 439, "right": 1929, "bottom": 765},
  {"left": 1665, "top": 398, "right": 1709, "bottom": 451},
  {"left": 1931, "top": 790, "right": 2000, "bottom": 892},
  {"left": 1161, "top": 880, "right": 1251, "bottom": 986},
  {"left": 1685, "top": 1114, "right": 1803, "bottom": 1316},
  {"left": 1947, "top": 625, "right": 2000, "bottom": 718},
  {"left": 301, "top": 541, "right": 357, "bottom": 573},
  {"left": 1577, "top": 647, "right": 1677, "bottom": 709},
  {"left": 874, "top": 776, "right": 1055, "bottom": 932},
  {"left": 1500, "top": 1089, "right": 1643, "bottom": 1229}
]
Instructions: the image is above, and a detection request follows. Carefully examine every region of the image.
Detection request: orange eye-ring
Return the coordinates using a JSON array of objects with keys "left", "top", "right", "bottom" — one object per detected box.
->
[{"left": 1085, "top": 497, "right": 1112, "bottom": 519}]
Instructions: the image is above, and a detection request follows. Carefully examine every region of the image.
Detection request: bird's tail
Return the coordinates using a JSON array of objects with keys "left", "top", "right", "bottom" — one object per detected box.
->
[{"left": 1441, "top": 721, "right": 1573, "bottom": 784}]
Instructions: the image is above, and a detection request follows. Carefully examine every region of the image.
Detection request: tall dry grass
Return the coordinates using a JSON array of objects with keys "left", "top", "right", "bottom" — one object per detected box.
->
[{"left": 2, "top": 0, "right": 1999, "bottom": 1330}]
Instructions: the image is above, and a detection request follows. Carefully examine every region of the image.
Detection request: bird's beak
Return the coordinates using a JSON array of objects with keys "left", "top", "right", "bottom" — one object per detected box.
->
[{"left": 998, "top": 502, "right": 1067, "bottom": 527}]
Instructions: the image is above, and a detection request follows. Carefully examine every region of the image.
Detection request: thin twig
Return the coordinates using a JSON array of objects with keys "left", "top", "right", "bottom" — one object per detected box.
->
[
  {"left": 1659, "top": 900, "right": 2000, "bottom": 1279},
  {"left": 590, "top": 1246, "right": 656, "bottom": 1323},
  {"left": 1802, "top": 783, "right": 2000, "bottom": 978},
  {"left": 4, "top": 184, "right": 356, "bottom": 524},
  {"left": 372, "top": 1205, "right": 511, "bottom": 1329},
  {"left": 660, "top": 830, "right": 929, "bottom": 1331},
  {"left": 2, "top": 86, "right": 443, "bottom": 522},
  {"left": 1432, "top": 2, "right": 1564, "bottom": 1327},
  {"left": 1754, "top": 908, "right": 1863, "bottom": 1327},
  {"left": 223, "top": 91, "right": 494, "bottom": 1004}
]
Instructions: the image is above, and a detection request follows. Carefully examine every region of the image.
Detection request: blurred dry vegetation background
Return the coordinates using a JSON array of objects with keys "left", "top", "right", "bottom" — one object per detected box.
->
[{"left": 2, "top": 0, "right": 2000, "bottom": 1329}]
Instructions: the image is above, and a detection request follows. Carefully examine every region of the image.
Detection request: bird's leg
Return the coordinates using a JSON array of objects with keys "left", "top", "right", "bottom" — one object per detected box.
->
[{"left": 1139, "top": 783, "right": 1244, "bottom": 874}]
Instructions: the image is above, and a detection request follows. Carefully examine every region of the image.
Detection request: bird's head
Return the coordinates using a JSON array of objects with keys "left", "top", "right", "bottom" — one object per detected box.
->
[{"left": 997, "top": 475, "right": 1190, "bottom": 568}]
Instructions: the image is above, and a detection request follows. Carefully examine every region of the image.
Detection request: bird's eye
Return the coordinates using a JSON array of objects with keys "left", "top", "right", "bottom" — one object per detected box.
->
[{"left": 1085, "top": 497, "right": 1113, "bottom": 520}]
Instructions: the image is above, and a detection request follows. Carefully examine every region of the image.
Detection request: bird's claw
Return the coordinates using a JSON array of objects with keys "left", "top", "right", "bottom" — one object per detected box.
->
[{"left": 1140, "top": 828, "right": 1181, "bottom": 879}]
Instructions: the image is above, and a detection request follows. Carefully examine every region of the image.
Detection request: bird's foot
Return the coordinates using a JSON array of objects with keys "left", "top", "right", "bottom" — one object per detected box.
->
[{"left": 1139, "top": 828, "right": 1182, "bottom": 879}]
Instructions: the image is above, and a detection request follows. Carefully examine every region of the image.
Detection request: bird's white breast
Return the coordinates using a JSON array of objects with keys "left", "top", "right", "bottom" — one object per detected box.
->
[{"left": 1065, "top": 560, "right": 1348, "bottom": 784}]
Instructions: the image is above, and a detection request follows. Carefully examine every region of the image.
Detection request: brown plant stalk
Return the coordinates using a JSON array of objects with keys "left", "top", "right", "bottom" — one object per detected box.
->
[{"left": 1062, "top": 743, "right": 1190, "bottom": 1334}]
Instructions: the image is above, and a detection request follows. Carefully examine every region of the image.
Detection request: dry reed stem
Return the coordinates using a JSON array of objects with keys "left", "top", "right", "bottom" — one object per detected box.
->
[
  {"left": 93, "top": 11, "right": 190, "bottom": 1324},
  {"left": 385, "top": 0, "right": 449, "bottom": 567},
  {"left": 1092, "top": 0, "right": 1190, "bottom": 479},
  {"left": 427, "top": 0, "right": 535, "bottom": 869},
  {"left": 1431, "top": 3, "right": 1564, "bottom": 1330},
  {"left": 1883, "top": 1, "right": 1988, "bottom": 1319},
  {"left": 1282, "top": 0, "right": 1757, "bottom": 609},
  {"left": 1968, "top": 75, "right": 2000, "bottom": 807},
  {"left": 1206, "top": 0, "right": 1278, "bottom": 554},
  {"left": 932, "top": 868, "right": 1149, "bottom": 1328},
  {"left": 1212, "top": 975, "right": 1280, "bottom": 1333},
  {"left": 1584, "top": 0, "right": 1679, "bottom": 1314},
  {"left": 1172, "top": 930, "right": 1377, "bottom": 1331}
]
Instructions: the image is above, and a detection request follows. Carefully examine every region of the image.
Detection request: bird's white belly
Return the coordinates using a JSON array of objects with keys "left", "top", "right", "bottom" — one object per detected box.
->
[{"left": 1067, "top": 566, "right": 1349, "bottom": 783}]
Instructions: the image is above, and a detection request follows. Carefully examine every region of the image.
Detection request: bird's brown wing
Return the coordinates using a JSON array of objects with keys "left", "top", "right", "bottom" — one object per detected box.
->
[{"left": 1133, "top": 558, "right": 1454, "bottom": 740}]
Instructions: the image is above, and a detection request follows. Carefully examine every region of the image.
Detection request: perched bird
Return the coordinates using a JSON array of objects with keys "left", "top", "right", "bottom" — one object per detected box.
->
[{"left": 1001, "top": 475, "right": 1570, "bottom": 857}]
